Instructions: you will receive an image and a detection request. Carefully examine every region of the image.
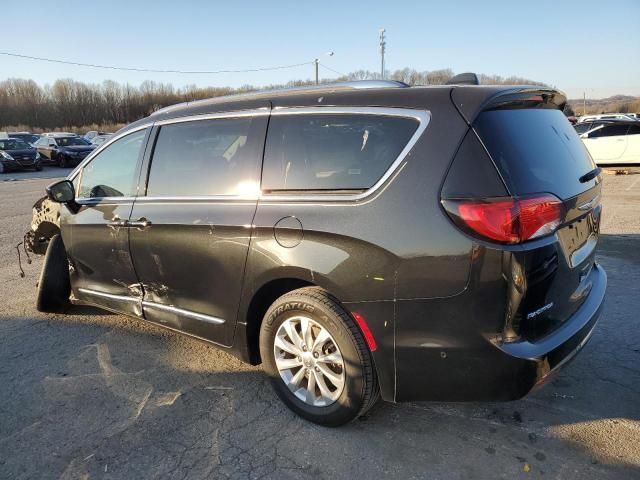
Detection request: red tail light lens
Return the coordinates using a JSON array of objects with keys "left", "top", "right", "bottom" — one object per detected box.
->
[{"left": 442, "top": 194, "right": 562, "bottom": 244}]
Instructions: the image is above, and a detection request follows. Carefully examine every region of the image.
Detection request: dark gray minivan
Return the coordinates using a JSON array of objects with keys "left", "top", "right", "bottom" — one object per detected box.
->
[{"left": 31, "top": 80, "right": 606, "bottom": 426}]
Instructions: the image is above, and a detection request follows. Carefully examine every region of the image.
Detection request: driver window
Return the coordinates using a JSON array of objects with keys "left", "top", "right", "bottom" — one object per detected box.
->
[{"left": 78, "top": 129, "right": 147, "bottom": 199}]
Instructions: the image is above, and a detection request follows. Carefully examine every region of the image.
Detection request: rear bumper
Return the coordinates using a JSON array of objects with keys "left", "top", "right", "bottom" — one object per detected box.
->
[
  {"left": 394, "top": 263, "right": 606, "bottom": 402},
  {"left": 495, "top": 262, "right": 606, "bottom": 395}
]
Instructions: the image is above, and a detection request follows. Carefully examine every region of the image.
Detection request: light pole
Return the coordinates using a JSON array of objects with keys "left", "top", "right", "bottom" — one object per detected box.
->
[
  {"left": 379, "top": 28, "right": 386, "bottom": 79},
  {"left": 314, "top": 51, "right": 334, "bottom": 85}
]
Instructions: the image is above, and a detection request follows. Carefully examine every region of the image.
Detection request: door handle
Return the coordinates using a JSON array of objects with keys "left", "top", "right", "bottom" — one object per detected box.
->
[
  {"left": 128, "top": 217, "right": 152, "bottom": 230},
  {"left": 107, "top": 215, "right": 128, "bottom": 227}
]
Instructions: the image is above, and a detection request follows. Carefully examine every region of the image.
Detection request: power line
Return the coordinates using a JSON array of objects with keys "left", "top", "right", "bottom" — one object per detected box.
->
[
  {"left": 0, "top": 50, "right": 313, "bottom": 75},
  {"left": 319, "top": 63, "right": 347, "bottom": 77}
]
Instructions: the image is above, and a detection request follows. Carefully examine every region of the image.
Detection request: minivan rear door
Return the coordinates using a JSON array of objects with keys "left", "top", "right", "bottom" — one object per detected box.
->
[
  {"left": 473, "top": 106, "right": 602, "bottom": 339},
  {"left": 128, "top": 111, "right": 269, "bottom": 347}
]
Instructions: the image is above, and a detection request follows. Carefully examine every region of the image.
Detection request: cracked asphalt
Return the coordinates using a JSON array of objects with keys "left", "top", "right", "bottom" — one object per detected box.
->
[{"left": 1, "top": 168, "right": 639, "bottom": 479}]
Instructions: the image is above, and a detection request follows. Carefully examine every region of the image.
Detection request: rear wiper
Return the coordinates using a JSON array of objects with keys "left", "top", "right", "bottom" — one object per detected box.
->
[{"left": 579, "top": 167, "right": 602, "bottom": 183}]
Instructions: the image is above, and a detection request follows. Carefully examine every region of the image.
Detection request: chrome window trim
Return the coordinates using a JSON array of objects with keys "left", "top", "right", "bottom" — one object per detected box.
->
[
  {"left": 262, "top": 106, "right": 430, "bottom": 203},
  {"left": 142, "top": 301, "right": 226, "bottom": 325},
  {"left": 69, "top": 106, "right": 429, "bottom": 205},
  {"left": 153, "top": 107, "right": 269, "bottom": 126}
]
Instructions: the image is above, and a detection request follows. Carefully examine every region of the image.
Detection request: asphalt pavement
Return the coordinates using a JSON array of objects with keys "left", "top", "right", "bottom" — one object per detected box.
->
[{"left": 0, "top": 168, "right": 638, "bottom": 479}]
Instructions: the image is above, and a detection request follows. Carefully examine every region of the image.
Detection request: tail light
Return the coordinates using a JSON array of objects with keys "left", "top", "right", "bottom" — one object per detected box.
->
[{"left": 442, "top": 194, "right": 562, "bottom": 244}]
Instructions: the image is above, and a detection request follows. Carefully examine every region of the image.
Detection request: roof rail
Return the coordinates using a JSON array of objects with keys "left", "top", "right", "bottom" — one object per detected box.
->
[
  {"left": 329, "top": 80, "right": 410, "bottom": 89},
  {"left": 151, "top": 80, "right": 409, "bottom": 116}
]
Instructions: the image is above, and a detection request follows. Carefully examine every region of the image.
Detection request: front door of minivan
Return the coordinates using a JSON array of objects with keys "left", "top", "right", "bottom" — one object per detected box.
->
[
  {"left": 128, "top": 113, "right": 268, "bottom": 346},
  {"left": 583, "top": 124, "right": 630, "bottom": 162},
  {"left": 66, "top": 128, "right": 150, "bottom": 316}
]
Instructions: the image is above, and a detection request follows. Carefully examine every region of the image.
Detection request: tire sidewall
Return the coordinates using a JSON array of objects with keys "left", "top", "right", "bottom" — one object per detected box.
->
[{"left": 260, "top": 295, "right": 367, "bottom": 425}]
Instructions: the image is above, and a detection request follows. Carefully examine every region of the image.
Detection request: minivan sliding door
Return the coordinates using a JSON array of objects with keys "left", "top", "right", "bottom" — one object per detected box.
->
[{"left": 128, "top": 112, "right": 268, "bottom": 347}]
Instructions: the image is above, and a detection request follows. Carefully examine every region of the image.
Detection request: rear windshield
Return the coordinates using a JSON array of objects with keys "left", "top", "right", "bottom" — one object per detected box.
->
[{"left": 474, "top": 109, "right": 597, "bottom": 200}]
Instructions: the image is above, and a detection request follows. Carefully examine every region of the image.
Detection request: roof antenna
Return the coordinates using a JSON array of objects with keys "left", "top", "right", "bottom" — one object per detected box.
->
[{"left": 446, "top": 72, "right": 480, "bottom": 86}]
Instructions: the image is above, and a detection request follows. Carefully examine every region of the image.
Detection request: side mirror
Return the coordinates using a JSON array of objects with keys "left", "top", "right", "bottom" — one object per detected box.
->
[{"left": 47, "top": 180, "right": 75, "bottom": 203}]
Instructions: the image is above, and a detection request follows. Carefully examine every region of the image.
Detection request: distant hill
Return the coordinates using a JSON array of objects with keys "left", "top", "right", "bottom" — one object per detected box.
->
[{"left": 567, "top": 95, "right": 640, "bottom": 116}]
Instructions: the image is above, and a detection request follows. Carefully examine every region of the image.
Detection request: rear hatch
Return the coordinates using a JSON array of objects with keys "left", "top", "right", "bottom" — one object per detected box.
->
[
  {"left": 442, "top": 90, "right": 602, "bottom": 341},
  {"left": 474, "top": 103, "right": 602, "bottom": 340}
]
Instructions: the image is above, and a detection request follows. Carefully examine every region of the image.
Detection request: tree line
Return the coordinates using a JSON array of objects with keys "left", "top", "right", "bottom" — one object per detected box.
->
[{"left": 0, "top": 68, "right": 547, "bottom": 130}]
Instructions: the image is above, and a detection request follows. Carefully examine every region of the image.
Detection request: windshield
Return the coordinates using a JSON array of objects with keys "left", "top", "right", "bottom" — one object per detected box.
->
[
  {"left": 0, "top": 139, "right": 30, "bottom": 150},
  {"left": 55, "top": 137, "right": 90, "bottom": 147}
]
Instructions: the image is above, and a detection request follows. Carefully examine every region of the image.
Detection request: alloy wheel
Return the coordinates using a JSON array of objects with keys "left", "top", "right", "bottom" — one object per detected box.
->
[{"left": 273, "top": 315, "right": 346, "bottom": 407}]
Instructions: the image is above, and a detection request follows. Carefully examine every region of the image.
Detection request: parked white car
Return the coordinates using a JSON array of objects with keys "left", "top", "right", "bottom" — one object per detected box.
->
[
  {"left": 580, "top": 121, "right": 640, "bottom": 164},
  {"left": 577, "top": 113, "right": 636, "bottom": 123}
]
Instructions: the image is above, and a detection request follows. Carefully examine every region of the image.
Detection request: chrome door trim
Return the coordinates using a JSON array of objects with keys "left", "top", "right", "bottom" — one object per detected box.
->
[
  {"left": 262, "top": 106, "right": 431, "bottom": 203},
  {"left": 75, "top": 197, "right": 138, "bottom": 206},
  {"left": 77, "top": 288, "right": 140, "bottom": 303},
  {"left": 132, "top": 195, "right": 259, "bottom": 203},
  {"left": 142, "top": 301, "right": 226, "bottom": 325}
]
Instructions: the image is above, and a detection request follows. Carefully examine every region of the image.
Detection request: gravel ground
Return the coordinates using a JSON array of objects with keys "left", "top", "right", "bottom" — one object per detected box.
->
[{"left": 0, "top": 168, "right": 638, "bottom": 479}]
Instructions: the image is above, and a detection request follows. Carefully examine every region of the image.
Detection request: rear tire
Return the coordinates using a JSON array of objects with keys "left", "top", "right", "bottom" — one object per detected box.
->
[
  {"left": 36, "top": 234, "right": 71, "bottom": 313},
  {"left": 35, "top": 164, "right": 43, "bottom": 172},
  {"left": 260, "top": 287, "right": 378, "bottom": 426}
]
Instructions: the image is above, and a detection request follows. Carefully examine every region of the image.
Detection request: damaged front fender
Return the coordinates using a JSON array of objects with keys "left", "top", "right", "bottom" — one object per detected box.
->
[{"left": 25, "top": 195, "right": 61, "bottom": 255}]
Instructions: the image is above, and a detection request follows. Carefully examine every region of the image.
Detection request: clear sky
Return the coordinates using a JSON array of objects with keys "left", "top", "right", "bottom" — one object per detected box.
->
[{"left": 1, "top": 0, "right": 638, "bottom": 99}]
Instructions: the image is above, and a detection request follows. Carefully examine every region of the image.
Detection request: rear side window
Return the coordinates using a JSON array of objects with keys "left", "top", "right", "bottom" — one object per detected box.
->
[
  {"left": 262, "top": 114, "right": 419, "bottom": 191},
  {"left": 147, "top": 117, "right": 264, "bottom": 196},
  {"left": 474, "top": 109, "right": 597, "bottom": 200}
]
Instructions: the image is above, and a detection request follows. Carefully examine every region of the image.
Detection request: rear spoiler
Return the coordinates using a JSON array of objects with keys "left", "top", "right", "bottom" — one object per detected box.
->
[{"left": 451, "top": 86, "right": 567, "bottom": 125}]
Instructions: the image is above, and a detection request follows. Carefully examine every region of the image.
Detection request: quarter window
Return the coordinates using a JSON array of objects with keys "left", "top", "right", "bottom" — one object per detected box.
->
[
  {"left": 262, "top": 113, "right": 420, "bottom": 191},
  {"left": 146, "top": 117, "right": 263, "bottom": 196},
  {"left": 78, "top": 129, "right": 147, "bottom": 199}
]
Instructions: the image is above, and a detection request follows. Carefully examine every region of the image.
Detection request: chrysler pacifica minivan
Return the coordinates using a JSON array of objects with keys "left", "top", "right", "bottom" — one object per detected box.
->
[{"left": 31, "top": 79, "right": 606, "bottom": 426}]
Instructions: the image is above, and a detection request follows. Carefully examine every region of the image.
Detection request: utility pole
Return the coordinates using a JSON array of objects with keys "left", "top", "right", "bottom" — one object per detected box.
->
[
  {"left": 379, "top": 28, "right": 386, "bottom": 79},
  {"left": 313, "top": 52, "right": 333, "bottom": 84},
  {"left": 583, "top": 91, "right": 586, "bottom": 116}
]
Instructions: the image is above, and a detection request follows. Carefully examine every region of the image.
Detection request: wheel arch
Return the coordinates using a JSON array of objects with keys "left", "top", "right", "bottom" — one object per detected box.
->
[{"left": 243, "top": 277, "right": 316, "bottom": 365}]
